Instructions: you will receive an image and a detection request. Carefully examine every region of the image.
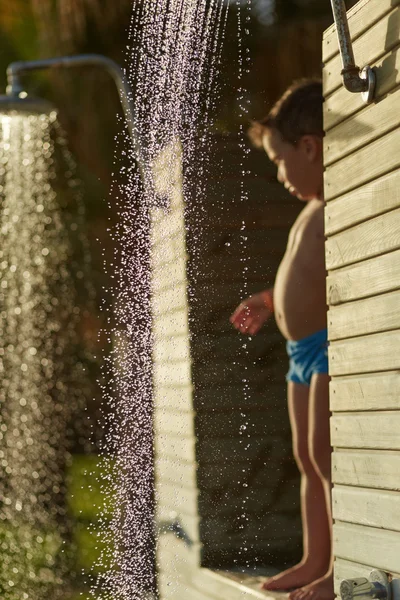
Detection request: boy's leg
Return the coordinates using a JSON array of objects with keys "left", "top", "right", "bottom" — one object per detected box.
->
[
  {"left": 289, "top": 373, "right": 334, "bottom": 600},
  {"left": 262, "top": 381, "right": 331, "bottom": 591}
]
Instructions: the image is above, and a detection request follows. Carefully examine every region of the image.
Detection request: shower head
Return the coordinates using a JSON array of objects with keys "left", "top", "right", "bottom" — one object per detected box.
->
[
  {"left": 0, "top": 93, "right": 56, "bottom": 116},
  {"left": 6, "top": 55, "right": 142, "bottom": 165}
]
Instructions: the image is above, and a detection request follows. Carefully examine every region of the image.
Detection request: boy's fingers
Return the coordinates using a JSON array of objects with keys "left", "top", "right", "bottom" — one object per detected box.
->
[
  {"left": 230, "top": 305, "right": 249, "bottom": 325},
  {"left": 248, "top": 323, "right": 261, "bottom": 335},
  {"left": 238, "top": 316, "right": 257, "bottom": 333}
]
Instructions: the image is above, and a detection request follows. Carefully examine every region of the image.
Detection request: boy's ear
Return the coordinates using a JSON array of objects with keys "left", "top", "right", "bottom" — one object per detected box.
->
[{"left": 300, "top": 135, "right": 322, "bottom": 162}]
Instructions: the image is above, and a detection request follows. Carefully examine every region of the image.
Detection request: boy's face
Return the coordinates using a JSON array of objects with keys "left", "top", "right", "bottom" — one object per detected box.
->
[{"left": 262, "top": 128, "right": 324, "bottom": 201}]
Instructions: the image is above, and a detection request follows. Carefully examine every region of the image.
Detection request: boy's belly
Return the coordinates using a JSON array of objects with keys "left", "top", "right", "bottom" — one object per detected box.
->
[{"left": 273, "top": 257, "right": 327, "bottom": 341}]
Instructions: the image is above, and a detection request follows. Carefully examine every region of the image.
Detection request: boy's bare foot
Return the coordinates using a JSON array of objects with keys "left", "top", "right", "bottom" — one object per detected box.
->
[
  {"left": 288, "top": 573, "right": 334, "bottom": 600},
  {"left": 261, "top": 562, "right": 327, "bottom": 591}
]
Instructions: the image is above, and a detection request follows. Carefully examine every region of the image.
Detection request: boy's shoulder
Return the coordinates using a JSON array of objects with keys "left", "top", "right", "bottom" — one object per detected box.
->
[
  {"left": 292, "top": 200, "right": 324, "bottom": 236},
  {"left": 296, "top": 199, "right": 324, "bottom": 222}
]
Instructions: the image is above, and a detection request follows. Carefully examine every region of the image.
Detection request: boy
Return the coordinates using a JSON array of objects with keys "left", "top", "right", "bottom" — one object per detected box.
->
[{"left": 230, "top": 80, "right": 333, "bottom": 600}]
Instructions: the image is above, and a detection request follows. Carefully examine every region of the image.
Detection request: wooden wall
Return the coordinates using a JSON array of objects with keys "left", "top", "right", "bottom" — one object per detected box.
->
[
  {"left": 150, "top": 139, "right": 203, "bottom": 599},
  {"left": 186, "top": 134, "right": 303, "bottom": 570},
  {"left": 150, "top": 134, "right": 302, "bottom": 599},
  {"left": 323, "top": 0, "right": 400, "bottom": 594}
]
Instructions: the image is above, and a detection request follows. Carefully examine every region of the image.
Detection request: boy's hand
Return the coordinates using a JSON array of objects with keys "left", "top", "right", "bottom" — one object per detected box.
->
[{"left": 230, "top": 290, "right": 273, "bottom": 335}]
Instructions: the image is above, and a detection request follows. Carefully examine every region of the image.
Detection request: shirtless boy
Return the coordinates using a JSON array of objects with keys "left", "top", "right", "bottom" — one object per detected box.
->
[{"left": 230, "top": 80, "right": 333, "bottom": 600}]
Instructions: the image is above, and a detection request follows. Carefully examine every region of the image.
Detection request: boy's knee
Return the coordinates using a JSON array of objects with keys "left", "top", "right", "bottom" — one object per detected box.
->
[
  {"left": 309, "top": 441, "right": 331, "bottom": 482},
  {"left": 293, "top": 439, "right": 314, "bottom": 474}
]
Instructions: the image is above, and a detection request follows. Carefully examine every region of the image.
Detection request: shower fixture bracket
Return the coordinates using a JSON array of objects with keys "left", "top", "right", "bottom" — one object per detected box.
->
[{"left": 329, "top": 0, "right": 376, "bottom": 103}]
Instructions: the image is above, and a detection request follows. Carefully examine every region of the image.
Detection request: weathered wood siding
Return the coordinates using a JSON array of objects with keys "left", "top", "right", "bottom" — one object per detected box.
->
[
  {"left": 186, "top": 135, "right": 302, "bottom": 570},
  {"left": 150, "top": 140, "right": 203, "bottom": 599},
  {"left": 323, "top": 0, "right": 400, "bottom": 593},
  {"left": 150, "top": 134, "right": 302, "bottom": 599}
]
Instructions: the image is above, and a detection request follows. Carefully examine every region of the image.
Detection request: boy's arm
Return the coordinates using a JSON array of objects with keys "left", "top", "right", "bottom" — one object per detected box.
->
[{"left": 230, "top": 288, "right": 274, "bottom": 335}]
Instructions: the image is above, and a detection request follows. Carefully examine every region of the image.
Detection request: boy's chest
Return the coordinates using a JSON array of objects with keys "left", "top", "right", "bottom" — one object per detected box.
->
[{"left": 286, "top": 205, "right": 324, "bottom": 256}]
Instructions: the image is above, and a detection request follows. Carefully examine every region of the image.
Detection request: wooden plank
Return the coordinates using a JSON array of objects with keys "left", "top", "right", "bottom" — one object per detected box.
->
[
  {"left": 158, "top": 577, "right": 212, "bottom": 600},
  {"left": 194, "top": 256, "right": 282, "bottom": 284},
  {"left": 151, "top": 226, "right": 186, "bottom": 260},
  {"left": 200, "top": 513, "right": 301, "bottom": 546},
  {"left": 325, "top": 158, "right": 400, "bottom": 237},
  {"left": 324, "top": 86, "right": 400, "bottom": 167},
  {"left": 215, "top": 203, "right": 301, "bottom": 230},
  {"left": 152, "top": 235, "right": 187, "bottom": 266},
  {"left": 328, "top": 289, "right": 400, "bottom": 340},
  {"left": 196, "top": 435, "right": 283, "bottom": 464},
  {"left": 328, "top": 330, "right": 400, "bottom": 376},
  {"left": 324, "top": 8, "right": 400, "bottom": 96},
  {"left": 195, "top": 409, "right": 290, "bottom": 439},
  {"left": 158, "top": 577, "right": 222, "bottom": 600},
  {"left": 152, "top": 283, "right": 188, "bottom": 316},
  {"left": 330, "top": 372, "right": 400, "bottom": 411},
  {"left": 190, "top": 282, "right": 273, "bottom": 313},
  {"left": 154, "top": 252, "right": 188, "bottom": 274},
  {"left": 153, "top": 308, "right": 189, "bottom": 337},
  {"left": 156, "top": 507, "right": 200, "bottom": 544},
  {"left": 203, "top": 536, "right": 301, "bottom": 561},
  {"left": 333, "top": 485, "right": 400, "bottom": 531},
  {"left": 198, "top": 479, "right": 299, "bottom": 518},
  {"left": 156, "top": 540, "right": 201, "bottom": 575},
  {"left": 154, "top": 406, "right": 195, "bottom": 438},
  {"left": 325, "top": 207, "right": 400, "bottom": 270},
  {"left": 157, "top": 524, "right": 202, "bottom": 562},
  {"left": 190, "top": 332, "right": 285, "bottom": 364},
  {"left": 193, "top": 228, "right": 288, "bottom": 259},
  {"left": 155, "top": 456, "right": 197, "bottom": 489},
  {"left": 192, "top": 331, "right": 284, "bottom": 362},
  {"left": 192, "top": 359, "right": 287, "bottom": 386},
  {"left": 195, "top": 383, "right": 286, "bottom": 412},
  {"left": 152, "top": 256, "right": 187, "bottom": 292},
  {"left": 192, "top": 569, "right": 285, "bottom": 600},
  {"left": 154, "top": 384, "right": 194, "bottom": 411},
  {"left": 197, "top": 444, "right": 292, "bottom": 489},
  {"left": 189, "top": 297, "right": 277, "bottom": 335},
  {"left": 208, "top": 571, "right": 286, "bottom": 600},
  {"left": 332, "top": 449, "right": 400, "bottom": 491},
  {"left": 333, "top": 521, "right": 400, "bottom": 574},
  {"left": 154, "top": 430, "right": 196, "bottom": 462},
  {"left": 154, "top": 360, "right": 191, "bottom": 388},
  {"left": 324, "top": 128, "right": 400, "bottom": 202},
  {"left": 327, "top": 249, "right": 400, "bottom": 306},
  {"left": 153, "top": 334, "right": 190, "bottom": 363},
  {"left": 330, "top": 411, "right": 400, "bottom": 450},
  {"left": 156, "top": 480, "right": 199, "bottom": 517},
  {"left": 323, "top": 0, "right": 400, "bottom": 63},
  {"left": 324, "top": 44, "right": 400, "bottom": 131},
  {"left": 151, "top": 208, "right": 185, "bottom": 242}
]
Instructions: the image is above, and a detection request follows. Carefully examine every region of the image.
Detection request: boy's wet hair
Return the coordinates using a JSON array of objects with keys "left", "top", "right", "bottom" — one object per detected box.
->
[{"left": 248, "top": 79, "right": 323, "bottom": 147}]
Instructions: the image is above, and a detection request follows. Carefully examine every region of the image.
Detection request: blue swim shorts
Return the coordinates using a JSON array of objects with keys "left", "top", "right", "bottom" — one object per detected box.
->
[{"left": 286, "top": 329, "right": 329, "bottom": 386}]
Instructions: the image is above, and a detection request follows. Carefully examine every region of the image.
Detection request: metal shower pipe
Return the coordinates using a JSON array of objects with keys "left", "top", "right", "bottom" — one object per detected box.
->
[
  {"left": 6, "top": 54, "right": 143, "bottom": 166},
  {"left": 329, "top": 0, "right": 376, "bottom": 103}
]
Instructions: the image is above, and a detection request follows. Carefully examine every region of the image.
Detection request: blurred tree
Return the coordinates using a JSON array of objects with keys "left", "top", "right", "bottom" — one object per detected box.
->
[{"left": 0, "top": 1, "right": 39, "bottom": 85}]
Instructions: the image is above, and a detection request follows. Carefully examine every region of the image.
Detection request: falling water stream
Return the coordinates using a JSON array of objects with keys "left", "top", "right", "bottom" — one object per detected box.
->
[
  {"left": 89, "top": 2, "right": 230, "bottom": 599},
  {"left": 0, "top": 111, "right": 93, "bottom": 599}
]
